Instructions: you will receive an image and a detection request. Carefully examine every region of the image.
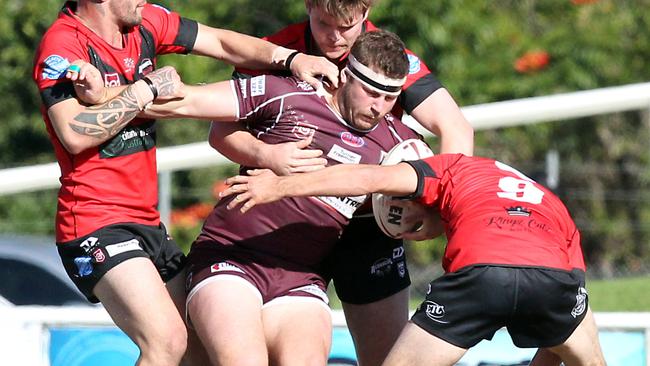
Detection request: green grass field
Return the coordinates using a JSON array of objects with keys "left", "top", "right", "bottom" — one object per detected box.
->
[{"left": 587, "top": 275, "right": 650, "bottom": 312}]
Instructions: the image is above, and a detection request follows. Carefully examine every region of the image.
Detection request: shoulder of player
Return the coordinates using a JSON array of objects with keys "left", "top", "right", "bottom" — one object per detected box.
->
[
  {"left": 245, "top": 74, "right": 318, "bottom": 99},
  {"left": 264, "top": 21, "right": 309, "bottom": 50}
]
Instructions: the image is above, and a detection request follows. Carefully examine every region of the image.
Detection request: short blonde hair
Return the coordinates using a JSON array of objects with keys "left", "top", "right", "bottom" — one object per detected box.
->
[{"left": 306, "top": 0, "right": 375, "bottom": 23}]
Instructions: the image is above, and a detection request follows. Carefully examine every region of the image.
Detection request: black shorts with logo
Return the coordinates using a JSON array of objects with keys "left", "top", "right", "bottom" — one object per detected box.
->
[
  {"left": 411, "top": 265, "right": 588, "bottom": 349},
  {"left": 57, "top": 222, "right": 186, "bottom": 303},
  {"left": 325, "top": 215, "right": 411, "bottom": 304}
]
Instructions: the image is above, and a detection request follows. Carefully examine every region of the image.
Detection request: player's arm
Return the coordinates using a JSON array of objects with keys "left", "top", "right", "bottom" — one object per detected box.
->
[
  {"left": 222, "top": 163, "right": 418, "bottom": 213},
  {"left": 209, "top": 122, "right": 327, "bottom": 175},
  {"left": 410, "top": 88, "right": 474, "bottom": 155},
  {"left": 192, "top": 24, "right": 338, "bottom": 89},
  {"left": 141, "top": 81, "right": 238, "bottom": 121},
  {"left": 47, "top": 66, "right": 183, "bottom": 155}
]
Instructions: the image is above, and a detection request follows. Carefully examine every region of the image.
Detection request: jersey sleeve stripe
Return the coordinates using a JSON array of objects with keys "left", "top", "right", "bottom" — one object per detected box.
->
[
  {"left": 400, "top": 73, "right": 443, "bottom": 113},
  {"left": 40, "top": 82, "right": 75, "bottom": 109},
  {"left": 174, "top": 17, "right": 198, "bottom": 53}
]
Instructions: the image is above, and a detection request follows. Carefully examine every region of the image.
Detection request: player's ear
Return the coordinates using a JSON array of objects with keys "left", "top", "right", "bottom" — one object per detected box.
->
[{"left": 340, "top": 69, "right": 349, "bottom": 85}]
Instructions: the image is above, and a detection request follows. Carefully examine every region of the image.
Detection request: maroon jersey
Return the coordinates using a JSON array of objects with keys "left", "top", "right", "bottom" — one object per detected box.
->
[
  {"left": 196, "top": 75, "right": 420, "bottom": 268},
  {"left": 406, "top": 154, "right": 585, "bottom": 273},
  {"left": 32, "top": 2, "right": 198, "bottom": 241},
  {"left": 234, "top": 20, "right": 442, "bottom": 116}
]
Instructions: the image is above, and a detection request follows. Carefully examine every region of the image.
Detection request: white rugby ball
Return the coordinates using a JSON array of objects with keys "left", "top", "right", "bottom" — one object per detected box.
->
[{"left": 372, "top": 139, "right": 434, "bottom": 238}]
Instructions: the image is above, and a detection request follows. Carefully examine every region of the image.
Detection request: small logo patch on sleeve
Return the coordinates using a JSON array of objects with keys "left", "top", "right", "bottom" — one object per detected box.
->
[{"left": 41, "top": 55, "right": 70, "bottom": 80}]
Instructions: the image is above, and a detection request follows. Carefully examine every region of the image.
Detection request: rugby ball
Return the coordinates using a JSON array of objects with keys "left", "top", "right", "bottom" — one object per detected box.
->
[{"left": 372, "top": 139, "right": 434, "bottom": 238}]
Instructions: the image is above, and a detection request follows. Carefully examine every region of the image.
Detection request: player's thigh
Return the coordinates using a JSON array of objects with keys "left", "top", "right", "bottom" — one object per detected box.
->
[
  {"left": 342, "top": 288, "right": 409, "bottom": 366},
  {"left": 383, "top": 322, "right": 467, "bottom": 366},
  {"left": 546, "top": 307, "right": 606, "bottom": 366},
  {"left": 262, "top": 297, "right": 332, "bottom": 366},
  {"left": 187, "top": 275, "right": 267, "bottom": 366},
  {"left": 94, "top": 257, "right": 186, "bottom": 345}
]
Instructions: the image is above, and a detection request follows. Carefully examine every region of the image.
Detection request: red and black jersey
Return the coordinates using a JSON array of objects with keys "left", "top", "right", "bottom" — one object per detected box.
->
[
  {"left": 234, "top": 20, "right": 442, "bottom": 116},
  {"left": 32, "top": 2, "right": 198, "bottom": 242},
  {"left": 405, "top": 154, "right": 585, "bottom": 273},
  {"left": 196, "top": 75, "right": 421, "bottom": 268}
]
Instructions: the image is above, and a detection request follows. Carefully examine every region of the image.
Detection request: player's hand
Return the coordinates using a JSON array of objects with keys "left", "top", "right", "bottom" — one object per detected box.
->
[
  {"left": 67, "top": 60, "right": 107, "bottom": 104},
  {"left": 221, "top": 169, "right": 284, "bottom": 213},
  {"left": 289, "top": 53, "right": 339, "bottom": 90},
  {"left": 262, "top": 135, "right": 328, "bottom": 175},
  {"left": 399, "top": 202, "right": 444, "bottom": 241},
  {"left": 145, "top": 66, "right": 185, "bottom": 100}
]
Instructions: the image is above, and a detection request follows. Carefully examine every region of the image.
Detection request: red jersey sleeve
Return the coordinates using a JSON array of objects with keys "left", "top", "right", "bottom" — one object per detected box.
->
[
  {"left": 33, "top": 28, "right": 89, "bottom": 107},
  {"left": 141, "top": 4, "right": 198, "bottom": 55},
  {"left": 402, "top": 154, "right": 465, "bottom": 206}
]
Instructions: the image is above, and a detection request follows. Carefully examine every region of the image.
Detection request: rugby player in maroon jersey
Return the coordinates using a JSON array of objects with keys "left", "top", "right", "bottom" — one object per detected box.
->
[
  {"left": 127, "top": 29, "right": 420, "bottom": 366},
  {"left": 32, "top": 1, "right": 338, "bottom": 364},
  {"left": 222, "top": 154, "right": 607, "bottom": 366},
  {"left": 211, "top": 2, "right": 474, "bottom": 364}
]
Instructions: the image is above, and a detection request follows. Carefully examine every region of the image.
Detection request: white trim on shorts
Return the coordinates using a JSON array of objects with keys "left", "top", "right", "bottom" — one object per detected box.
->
[
  {"left": 263, "top": 295, "right": 332, "bottom": 315},
  {"left": 185, "top": 274, "right": 263, "bottom": 325}
]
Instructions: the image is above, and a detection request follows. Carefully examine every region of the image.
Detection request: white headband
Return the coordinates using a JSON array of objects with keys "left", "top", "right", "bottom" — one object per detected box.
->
[{"left": 344, "top": 55, "right": 407, "bottom": 96}]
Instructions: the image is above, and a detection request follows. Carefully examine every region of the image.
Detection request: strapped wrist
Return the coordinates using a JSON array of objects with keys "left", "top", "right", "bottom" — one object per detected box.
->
[
  {"left": 141, "top": 76, "right": 158, "bottom": 100},
  {"left": 284, "top": 51, "right": 300, "bottom": 71}
]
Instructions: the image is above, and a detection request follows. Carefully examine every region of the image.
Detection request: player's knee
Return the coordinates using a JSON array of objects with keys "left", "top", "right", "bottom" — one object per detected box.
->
[{"left": 140, "top": 320, "right": 188, "bottom": 365}]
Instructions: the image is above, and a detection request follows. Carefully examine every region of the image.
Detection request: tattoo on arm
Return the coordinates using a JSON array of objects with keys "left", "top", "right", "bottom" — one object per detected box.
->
[
  {"left": 145, "top": 68, "right": 176, "bottom": 98},
  {"left": 70, "top": 86, "right": 141, "bottom": 139}
]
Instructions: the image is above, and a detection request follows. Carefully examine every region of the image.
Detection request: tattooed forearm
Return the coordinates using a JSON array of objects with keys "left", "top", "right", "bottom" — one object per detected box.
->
[
  {"left": 145, "top": 68, "right": 176, "bottom": 98},
  {"left": 70, "top": 86, "right": 142, "bottom": 139}
]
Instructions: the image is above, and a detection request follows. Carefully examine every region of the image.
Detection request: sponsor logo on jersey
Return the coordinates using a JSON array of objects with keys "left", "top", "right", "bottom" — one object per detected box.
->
[
  {"left": 138, "top": 58, "right": 153, "bottom": 76},
  {"left": 485, "top": 215, "right": 552, "bottom": 233},
  {"left": 238, "top": 78, "right": 248, "bottom": 99},
  {"left": 41, "top": 55, "right": 70, "bottom": 80},
  {"left": 289, "top": 284, "right": 329, "bottom": 304},
  {"left": 92, "top": 248, "right": 106, "bottom": 263},
  {"left": 250, "top": 75, "right": 266, "bottom": 97},
  {"left": 291, "top": 121, "right": 317, "bottom": 139},
  {"left": 105, "top": 239, "right": 142, "bottom": 257},
  {"left": 407, "top": 54, "right": 421, "bottom": 74},
  {"left": 74, "top": 256, "right": 93, "bottom": 277},
  {"left": 210, "top": 262, "right": 245, "bottom": 274},
  {"left": 423, "top": 300, "right": 449, "bottom": 323},
  {"left": 571, "top": 287, "right": 588, "bottom": 318},
  {"left": 296, "top": 80, "right": 314, "bottom": 91},
  {"left": 99, "top": 121, "right": 156, "bottom": 158},
  {"left": 370, "top": 257, "right": 393, "bottom": 277},
  {"left": 317, "top": 194, "right": 367, "bottom": 218},
  {"left": 123, "top": 57, "right": 135, "bottom": 70},
  {"left": 327, "top": 144, "right": 361, "bottom": 164},
  {"left": 339, "top": 131, "right": 365, "bottom": 148},
  {"left": 104, "top": 73, "right": 121, "bottom": 87},
  {"left": 506, "top": 206, "right": 531, "bottom": 216}
]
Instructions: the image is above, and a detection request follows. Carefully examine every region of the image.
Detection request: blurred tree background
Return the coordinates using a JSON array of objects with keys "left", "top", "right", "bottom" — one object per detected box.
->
[{"left": 1, "top": 0, "right": 649, "bottom": 290}]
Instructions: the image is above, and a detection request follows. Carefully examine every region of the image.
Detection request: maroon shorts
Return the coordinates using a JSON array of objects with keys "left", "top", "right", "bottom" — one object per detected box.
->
[{"left": 186, "top": 241, "right": 329, "bottom": 307}]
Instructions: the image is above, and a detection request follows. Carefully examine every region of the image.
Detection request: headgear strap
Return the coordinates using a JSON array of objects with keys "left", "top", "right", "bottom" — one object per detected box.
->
[{"left": 344, "top": 55, "right": 406, "bottom": 96}]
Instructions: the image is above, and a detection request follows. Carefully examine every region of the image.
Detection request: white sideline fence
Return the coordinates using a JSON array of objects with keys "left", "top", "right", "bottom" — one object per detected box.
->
[{"left": 1, "top": 83, "right": 650, "bottom": 364}]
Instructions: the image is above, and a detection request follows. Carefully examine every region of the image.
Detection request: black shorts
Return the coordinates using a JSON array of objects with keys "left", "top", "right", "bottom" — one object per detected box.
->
[
  {"left": 411, "top": 265, "right": 588, "bottom": 349},
  {"left": 57, "top": 222, "right": 186, "bottom": 303},
  {"left": 325, "top": 215, "right": 410, "bottom": 304}
]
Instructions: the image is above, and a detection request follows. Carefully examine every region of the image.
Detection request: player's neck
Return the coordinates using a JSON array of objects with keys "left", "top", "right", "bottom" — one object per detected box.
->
[{"left": 75, "top": 3, "right": 124, "bottom": 48}]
